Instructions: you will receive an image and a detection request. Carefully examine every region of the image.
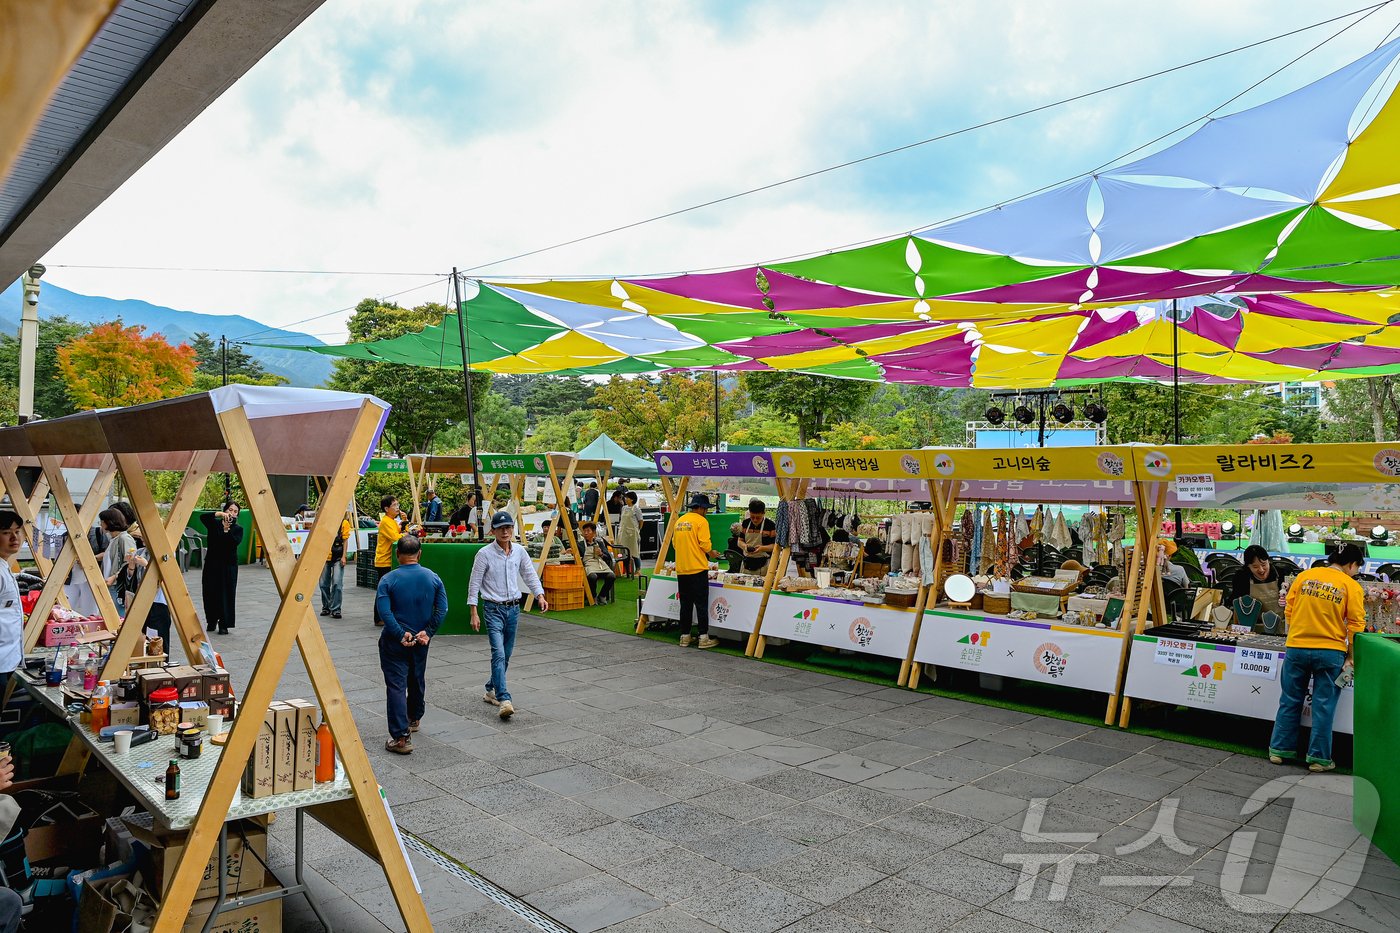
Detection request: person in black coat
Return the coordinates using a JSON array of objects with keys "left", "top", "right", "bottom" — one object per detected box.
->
[{"left": 200, "top": 501, "right": 244, "bottom": 634}]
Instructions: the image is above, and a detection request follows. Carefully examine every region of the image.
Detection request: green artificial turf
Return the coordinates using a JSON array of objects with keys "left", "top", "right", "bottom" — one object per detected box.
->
[{"left": 537, "top": 576, "right": 1349, "bottom": 766}]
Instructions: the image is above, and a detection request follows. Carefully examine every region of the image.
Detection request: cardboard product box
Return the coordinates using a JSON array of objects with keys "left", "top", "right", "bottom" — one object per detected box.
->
[
  {"left": 178, "top": 701, "right": 210, "bottom": 729},
  {"left": 42, "top": 618, "right": 106, "bottom": 647},
  {"left": 270, "top": 702, "right": 296, "bottom": 795},
  {"left": 27, "top": 806, "right": 104, "bottom": 894},
  {"left": 167, "top": 665, "right": 203, "bottom": 701},
  {"left": 123, "top": 812, "right": 267, "bottom": 901},
  {"left": 184, "top": 885, "right": 282, "bottom": 933},
  {"left": 207, "top": 697, "right": 235, "bottom": 719},
  {"left": 242, "top": 707, "right": 276, "bottom": 798},
  {"left": 109, "top": 702, "right": 140, "bottom": 727},
  {"left": 195, "top": 665, "right": 231, "bottom": 701},
  {"left": 137, "top": 669, "right": 175, "bottom": 699},
  {"left": 103, "top": 815, "right": 136, "bottom": 866},
  {"left": 286, "top": 699, "right": 317, "bottom": 791}
]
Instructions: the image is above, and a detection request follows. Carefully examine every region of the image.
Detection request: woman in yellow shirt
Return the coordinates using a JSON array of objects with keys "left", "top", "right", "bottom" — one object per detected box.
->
[{"left": 1268, "top": 544, "right": 1365, "bottom": 772}]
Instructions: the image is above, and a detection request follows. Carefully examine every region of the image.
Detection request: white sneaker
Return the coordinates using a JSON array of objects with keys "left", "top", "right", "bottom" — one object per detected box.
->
[
  {"left": 499, "top": 701, "right": 515, "bottom": 720},
  {"left": 679, "top": 634, "right": 692, "bottom": 647},
  {"left": 483, "top": 689, "right": 499, "bottom": 706}
]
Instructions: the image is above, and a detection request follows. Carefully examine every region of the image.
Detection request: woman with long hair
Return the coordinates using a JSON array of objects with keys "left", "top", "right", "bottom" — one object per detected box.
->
[{"left": 200, "top": 501, "right": 244, "bottom": 634}]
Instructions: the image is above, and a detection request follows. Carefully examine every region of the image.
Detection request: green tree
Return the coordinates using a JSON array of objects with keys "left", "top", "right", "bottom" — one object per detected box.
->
[
  {"left": 523, "top": 376, "right": 595, "bottom": 421},
  {"left": 189, "top": 332, "right": 285, "bottom": 391},
  {"left": 491, "top": 375, "right": 537, "bottom": 407},
  {"left": 0, "top": 314, "right": 88, "bottom": 419},
  {"left": 434, "top": 391, "right": 528, "bottom": 454},
  {"left": 741, "top": 372, "right": 877, "bottom": 446},
  {"left": 327, "top": 299, "right": 490, "bottom": 455},
  {"left": 724, "top": 409, "right": 800, "bottom": 448},
  {"left": 524, "top": 411, "right": 598, "bottom": 452},
  {"left": 1319, "top": 377, "right": 1397, "bottom": 443},
  {"left": 593, "top": 373, "right": 739, "bottom": 454}
]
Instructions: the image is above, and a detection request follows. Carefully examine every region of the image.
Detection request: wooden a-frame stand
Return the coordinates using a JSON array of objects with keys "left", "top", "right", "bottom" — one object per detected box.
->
[{"left": 152, "top": 400, "right": 430, "bottom": 932}]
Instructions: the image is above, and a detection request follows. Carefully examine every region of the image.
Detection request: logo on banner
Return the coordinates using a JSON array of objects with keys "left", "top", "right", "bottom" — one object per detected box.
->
[
  {"left": 957, "top": 631, "right": 991, "bottom": 665},
  {"left": 1374, "top": 449, "right": 1400, "bottom": 477},
  {"left": 1097, "top": 452, "right": 1125, "bottom": 478},
  {"left": 793, "top": 606, "right": 818, "bottom": 637},
  {"left": 778, "top": 455, "right": 796, "bottom": 475},
  {"left": 900, "top": 455, "right": 922, "bottom": 476},
  {"left": 1143, "top": 451, "right": 1173, "bottom": 478},
  {"left": 1181, "top": 660, "right": 1226, "bottom": 705},
  {"left": 1033, "top": 643, "right": 1069, "bottom": 679},
  {"left": 932, "top": 453, "right": 955, "bottom": 476},
  {"left": 753, "top": 455, "right": 771, "bottom": 475},
  {"left": 849, "top": 618, "right": 876, "bottom": 648},
  {"left": 710, "top": 597, "right": 731, "bottom": 627},
  {"left": 658, "top": 455, "right": 674, "bottom": 474},
  {"left": 532, "top": 456, "right": 547, "bottom": 472}
]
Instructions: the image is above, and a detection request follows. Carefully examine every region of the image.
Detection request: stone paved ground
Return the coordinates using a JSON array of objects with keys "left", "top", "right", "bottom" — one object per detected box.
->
[{"left": 196, "top": 565, "right": 1399, "bottom": 933}]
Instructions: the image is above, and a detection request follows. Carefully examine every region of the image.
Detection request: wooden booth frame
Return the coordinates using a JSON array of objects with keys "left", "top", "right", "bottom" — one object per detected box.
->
[{"left": 8, "top": 390, "right": 430, "bottom": 932}]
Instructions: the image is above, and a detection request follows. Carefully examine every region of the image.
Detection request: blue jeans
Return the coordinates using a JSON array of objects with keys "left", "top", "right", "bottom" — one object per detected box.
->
[
  {"left": 379, "top": 635, "right": 429, "bottom": 740},
  {"left": 319, "top": 560, "right": 345, "bottom": 613},
  {"left": 1269, "top": 646, "right": 1346, "bottom": 766},
  {"left": 482, "top": 600, "right": 519, "bottom": 703}
]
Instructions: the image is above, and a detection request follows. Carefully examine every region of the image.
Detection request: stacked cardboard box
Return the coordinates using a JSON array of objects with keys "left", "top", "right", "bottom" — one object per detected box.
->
[{"left": 242, "top": 699, "right": 318, "bottom": 798}]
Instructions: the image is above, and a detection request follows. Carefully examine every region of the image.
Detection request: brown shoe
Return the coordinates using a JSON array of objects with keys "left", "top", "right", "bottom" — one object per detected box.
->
[
  {"left": 375, "top": 619, "right": 385, "bottom": 627},
  {"left": 385, "top": 736, "right": 413, "bottom": 754},
  {"left": 499, "top": 701, "right": 515, "bottom": 720},
  {"left": 697, "top": 636, "right": 719, "bottom": 649},
  {"left": 409, "top": 720, "right": 420, "bottom": 732}
]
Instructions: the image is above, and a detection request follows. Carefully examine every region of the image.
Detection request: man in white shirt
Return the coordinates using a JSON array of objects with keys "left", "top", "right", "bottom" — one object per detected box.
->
[
  {"left": 0, "top": 512, "right": 25, "bottom": 697},
  {"left": 469, "top": 511, "right": 547, "bottom": 720}
]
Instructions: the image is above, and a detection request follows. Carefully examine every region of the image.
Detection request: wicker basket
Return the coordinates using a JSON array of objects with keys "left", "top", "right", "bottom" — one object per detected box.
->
[
  {"left": 884, "top": 590, "right": 919, "bottom": 610},
  {"left": 982, "top": 593, "right": 1012, "bottom": 616}
]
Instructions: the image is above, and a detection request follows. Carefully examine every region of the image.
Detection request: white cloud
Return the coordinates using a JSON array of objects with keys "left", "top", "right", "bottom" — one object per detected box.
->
[{"left": 42, "top": 0, "right": 1400, "bottom": 342}]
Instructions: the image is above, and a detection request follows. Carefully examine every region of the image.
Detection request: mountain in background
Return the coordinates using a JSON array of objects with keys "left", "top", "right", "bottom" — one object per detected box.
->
[{"left": 0, "top": 280, "right": 334, "bottom": 387}]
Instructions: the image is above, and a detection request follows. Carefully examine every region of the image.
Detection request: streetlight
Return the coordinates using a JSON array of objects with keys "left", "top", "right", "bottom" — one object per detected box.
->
[{"left": 18, "top": 263, "right": 44, "bottom": 424}]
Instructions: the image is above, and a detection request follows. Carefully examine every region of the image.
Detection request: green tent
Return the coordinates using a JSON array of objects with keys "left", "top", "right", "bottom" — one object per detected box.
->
[{"left": 578, "top": 434, "right": 658, "bottom": 479}]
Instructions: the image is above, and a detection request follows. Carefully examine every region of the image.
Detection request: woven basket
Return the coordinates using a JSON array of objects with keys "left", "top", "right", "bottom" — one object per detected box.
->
[{"left": 982, "top": 593, "right": 1012, "bottom": 616}]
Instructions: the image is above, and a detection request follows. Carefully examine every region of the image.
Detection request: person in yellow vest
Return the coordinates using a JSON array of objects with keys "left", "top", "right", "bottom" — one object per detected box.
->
[
  {"left": 1268, "top": 543, "right": 1365, "bottom": 773},
  {"left": 673, "top": 494, "right": 721, "bottom": 649},
  {"left": 374, "top": 495, "right": 405, "bottom": 627}
]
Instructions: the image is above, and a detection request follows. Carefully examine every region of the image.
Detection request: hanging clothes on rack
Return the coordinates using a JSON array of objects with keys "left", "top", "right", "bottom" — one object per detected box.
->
[
  {"left": 775, "top": 500, "right": 791, "bottom": 547},
  {"left": 978, "top": 507, "right": 996, "bottom": 574},
  {"left": 1108, "top": 511, "right": 1126, "bottom": 568}
]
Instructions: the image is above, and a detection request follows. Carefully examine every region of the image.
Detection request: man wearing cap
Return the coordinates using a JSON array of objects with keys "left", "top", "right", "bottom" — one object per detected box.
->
[
  {"left": 674, "top": 494, "right": 721, "bottom": 648},
  {"left": 469, "top": 511, "right": 548, "bottom": 719}
]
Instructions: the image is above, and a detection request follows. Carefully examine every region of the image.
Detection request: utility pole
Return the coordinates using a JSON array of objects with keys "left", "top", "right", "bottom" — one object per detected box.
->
[
  {"left": 18, "top": 263, "right": 44, "bottom": 423},
  {"left": 221, "top": 335, "right": 231, "bottom": 500},
  {"left": 713, "top": 371, "right": 721, "bottom": 450},
  {"left": 452, "top": 269, "right": 483, "bottom": 539}
]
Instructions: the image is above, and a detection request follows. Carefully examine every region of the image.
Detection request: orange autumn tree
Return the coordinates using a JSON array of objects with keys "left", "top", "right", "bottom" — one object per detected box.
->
[{"left": 57, "top": 322, "right": 196, "bottom": 409}]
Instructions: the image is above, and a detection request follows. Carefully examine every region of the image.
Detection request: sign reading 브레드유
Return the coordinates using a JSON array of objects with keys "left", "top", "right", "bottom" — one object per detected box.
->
[
  {"left": 654, "top": 451, "right": 776, "bottom": 478},
  {"left": 771, "top": 449, "right": 927, "bottom": 480},
  {"left": 474, "top": 453, "right": 551, "bottom": 475}
]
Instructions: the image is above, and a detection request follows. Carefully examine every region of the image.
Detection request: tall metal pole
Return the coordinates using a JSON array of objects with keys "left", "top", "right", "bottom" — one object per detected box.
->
[
  {"left": 713, "top": 371, "right": 721, "bottom": 450},
  {"left": 452, "top": 269, "right": 483, "bottom": 539},
  {"left": 17, "top": 264, "right": 44, "bottom": 424},
  {"left": 221, "top": 335, "right": 231, "bottom": 500},
  {"left": 1171, "top": 298, "right": 1183, "bottom": 538},
  {"left": 1037, "top": 393, "right": 1047, "bottom": 448}
]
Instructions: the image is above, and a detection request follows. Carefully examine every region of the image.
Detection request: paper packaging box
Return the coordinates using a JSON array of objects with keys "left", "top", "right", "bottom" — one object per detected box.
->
[
  {"left": 184, "top": 885, "right": 282, "bottom": 933},
  {"left": 123, "top": 812, "right": 267, "bottom": 901},
  {"left": 271, "top": 701, "right": 296, "bottom": 795},
  {"left": 104, "top": 815, "right": 136, "bottom": 866},
  {"left": 208, "top": 697, "right": 235, "bottom": 719},
  {"left": 42, "top": 618, "right": 105, "bottom": 647},
  {"left": 137, "top": 669, "right": 175, "bottom": 699},
  {"left": 179, "top": 700, "right": 210, "bottom": 729},
  {"left": 195, "top": 664, "right": 231, "bottom": 701},
  {"left": 167, "top": 664, "right": 203, "bottom": 700},
  {"left": 242, "top": 707, "right": 276, "bottom": 798},
  {"left": 286, "top": 699, "right": 317, "bottom": 791},
  {"left": 109, "top": 702, "right": 140, "bottom": 727}
]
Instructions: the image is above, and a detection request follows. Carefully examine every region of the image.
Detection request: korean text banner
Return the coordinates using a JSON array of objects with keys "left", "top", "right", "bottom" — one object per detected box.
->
[
  {"left": 927, "top": 446, "right": 1134, "bottom": 482},
  {"left": 772, "top": 449, "right": 928, "bottom": 480},
  {"left": 476, "top": 453, "right": 552, "bottom": 475},
  {"left": 654, "top": 451, "right": 777, "bottom": 477}
]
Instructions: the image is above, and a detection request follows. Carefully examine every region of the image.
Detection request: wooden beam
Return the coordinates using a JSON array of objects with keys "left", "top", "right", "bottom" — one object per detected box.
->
[
  {"left": 99, "top": 451, "right": 214, "bottom": 681},
  {"left": 637, "top": 475, "right": 687, "bottom": 634},
  {"left": 151, "top": 402, "right": 429, "bottom": 933},
  {"left": 1117, "top": 482, "right": 1168, "bottom": 729},
  {"left": 751, "top": 478, "right": 808, "bottom": 660},
  {"left": 900, "top": 481, "right": 957, "bottom": 687},
  {"left": 24, "top": 458, "right": 116, "bottom": 650}
]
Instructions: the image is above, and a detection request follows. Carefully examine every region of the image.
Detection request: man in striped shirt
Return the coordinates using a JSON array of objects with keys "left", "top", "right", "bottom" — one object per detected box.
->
[{"left": 469, "top": 511, "right": 548, "bottom": 719}]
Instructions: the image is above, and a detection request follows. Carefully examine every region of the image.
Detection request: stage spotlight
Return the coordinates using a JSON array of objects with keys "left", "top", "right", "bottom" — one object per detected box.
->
[
  {"left": 985, "top": 406, "right": 1005, "bottom": 425},
  {"left": 1013, "top": 403, "right": 1034, "bottom": 424},
  {"left": 1084, "top": 401, "right": 1107, "bottom": 424},
  {"left": 1371, "top": 525, "right": 1389, "bottom": 543},
  {"left": 1051, "top": 401, "right": 1074, "bottom": 424}
]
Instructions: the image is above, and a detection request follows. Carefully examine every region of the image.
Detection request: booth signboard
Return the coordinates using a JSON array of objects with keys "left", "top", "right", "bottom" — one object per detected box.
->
[
  {"left": 757, "top": 591, "right": 917, "bottom": 659},
  {"left": 913, "top": 609, "right": 1125, "bottom": 693},
  {"left": 367, "top": 458, "right": 408, "bottom": 473},
  {"left": 475, "top": 453, "right": 551, "bottom": 475},
  {"left": 641, "top": 576, "right": 763, "bottom": 635},
  {"left": 1123, "top": 635, "right": 1355, "bottom": 732},
  {"left": 930, "top": 446, "right": 1131, "bottom": 482},
  {"left": 655, "top": 451, "right": 775, "bottom": 477},
  {"left": 772, "top": 449, "right": 925, "bottom": 480}
]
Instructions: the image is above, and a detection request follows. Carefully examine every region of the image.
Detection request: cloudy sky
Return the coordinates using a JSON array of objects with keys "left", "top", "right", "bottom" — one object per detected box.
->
[{"left": 39, "top": 0, "right": 1400, "bottom": 343}]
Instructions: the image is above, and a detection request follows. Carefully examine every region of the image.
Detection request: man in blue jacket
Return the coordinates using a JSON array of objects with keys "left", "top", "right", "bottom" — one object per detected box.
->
[{"left": 376, "top": 535, "right": 447, "bottom": 754}]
